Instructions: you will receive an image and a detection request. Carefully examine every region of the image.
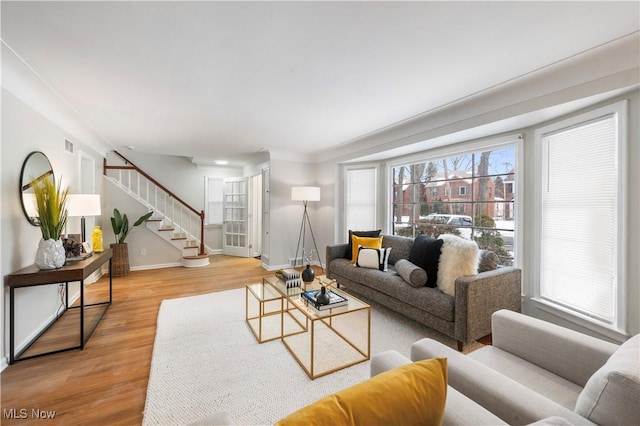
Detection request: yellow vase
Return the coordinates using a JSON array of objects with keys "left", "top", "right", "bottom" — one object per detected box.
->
[{"left": 92, "top": 226, "right": 104, "bottom": 253}]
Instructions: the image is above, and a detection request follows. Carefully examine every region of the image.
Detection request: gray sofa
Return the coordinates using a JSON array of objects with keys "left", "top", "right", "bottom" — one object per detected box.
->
[
  {"left": 373, "top": 310, "right": 639, "bottom": 425},
  {"left": 326, "top": 234, "right": 522, "bottom": 348},
  {"left": 197, "top": 311, "right": 637, "bottom": 426}
]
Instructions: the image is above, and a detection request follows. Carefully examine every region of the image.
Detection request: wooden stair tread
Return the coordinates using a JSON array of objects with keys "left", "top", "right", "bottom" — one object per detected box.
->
[
  {"left": 184, "top": 245, "right": 199, "bottom": 249},
  {"left": 183, "top": 254, "right": 210, "bottom": 260},
  {"left": 158, "top": 228, "right": 175, "bottom": 232},
  {"left": 171, "top": 237, "right": 187, "bottom": 241}
]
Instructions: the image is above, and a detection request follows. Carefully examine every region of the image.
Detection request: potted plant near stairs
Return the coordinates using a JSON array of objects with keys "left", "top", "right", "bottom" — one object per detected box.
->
[{"left": 110, "top": 208, "right": 153, "bottom": 277}]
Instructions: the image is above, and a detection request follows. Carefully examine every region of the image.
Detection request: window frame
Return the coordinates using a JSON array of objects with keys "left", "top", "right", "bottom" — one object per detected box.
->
[
  {"left": 386, "top": 133, "right": 523, "bottom": 267},
  {"left": 339, "top": 163, "right": 381, "bottom": 243},
  {"left": 204, "top": 176, "right": 224, "bottom": 226},
  {"left": 532, "top": 100, "right": 628, "bottom": 339}
]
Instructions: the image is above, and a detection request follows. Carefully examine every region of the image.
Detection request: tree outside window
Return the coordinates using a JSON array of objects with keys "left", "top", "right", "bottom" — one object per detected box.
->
[{"left": 391, "top": 145, "right": 516, "bottom": 265}]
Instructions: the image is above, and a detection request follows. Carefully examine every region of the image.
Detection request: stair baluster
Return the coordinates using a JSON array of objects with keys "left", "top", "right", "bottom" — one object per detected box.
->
[{"left": 103, "top": 151, "right": 208, "bottom": 266}]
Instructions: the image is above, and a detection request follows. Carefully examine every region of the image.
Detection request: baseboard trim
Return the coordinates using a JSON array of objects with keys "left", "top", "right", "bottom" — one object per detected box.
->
[
  {"left": 264, "top": 261, "right": 323, "bottom": 272},
  {"left": 130, "top": 262, "right": 183, "bottom": 271}
]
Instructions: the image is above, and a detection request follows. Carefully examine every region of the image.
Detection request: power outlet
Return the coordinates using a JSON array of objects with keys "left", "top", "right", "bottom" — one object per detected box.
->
[{"left": 141, "top": 248, "right": 147, "bottom": 255}]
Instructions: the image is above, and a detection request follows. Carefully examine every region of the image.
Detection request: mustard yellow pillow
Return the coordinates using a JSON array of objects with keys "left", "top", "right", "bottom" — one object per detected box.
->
[
  {"left": 276, "top": 358, "right": 447, "bottom": 426},
  {"left": 350, "top": 235, "right": 383, "bottom": 264}
]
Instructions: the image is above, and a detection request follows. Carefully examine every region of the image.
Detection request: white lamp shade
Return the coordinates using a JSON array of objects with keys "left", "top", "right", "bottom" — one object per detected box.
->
[
  {"left": 66, "top": 194, "right": 102, "bottom": 217},
  {"left": 291, "top": 186, "right": 320, "bottom": 202}
]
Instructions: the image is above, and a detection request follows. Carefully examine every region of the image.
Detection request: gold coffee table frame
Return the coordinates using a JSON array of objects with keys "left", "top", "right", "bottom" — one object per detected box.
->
[
  {"left": 245, "top": 277, "right": 309, "bottom": 343},
  {"left": 245, "top": 281, "right": 287, "bottom": 343},
  {"left": 263, "top": 275, "right": 371, "bottom": 380}
]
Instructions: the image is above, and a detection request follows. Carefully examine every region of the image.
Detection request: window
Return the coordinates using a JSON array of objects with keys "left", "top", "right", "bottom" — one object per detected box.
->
[
  {"left": 345, "top": 166, "right": 377, "bottom": 232},
  {"left": 391, "top": 143, "right": 518, "bottom": 265},
  {"left": 505, "top": 182, "right": 514, "bottom": 194},
  {"left": 205, "top": 177, "right": 223, "bottom": 225},
  {"left": 535, "top": 102, "right": 627, "bottom": 334}
]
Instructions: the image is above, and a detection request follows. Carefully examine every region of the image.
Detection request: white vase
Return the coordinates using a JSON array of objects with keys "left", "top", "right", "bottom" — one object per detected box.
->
[{"left": 35, "top": 238, "right": 66, "bottom": 270}]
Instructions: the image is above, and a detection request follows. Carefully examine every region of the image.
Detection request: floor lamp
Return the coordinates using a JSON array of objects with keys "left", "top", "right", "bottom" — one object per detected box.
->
[{"left": 292, "top": 186, "right": 323, "bottom": 272}]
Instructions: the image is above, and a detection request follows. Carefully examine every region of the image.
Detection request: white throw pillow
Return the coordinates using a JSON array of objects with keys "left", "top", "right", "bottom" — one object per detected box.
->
[
  {"left": 436, "top": 234, "right": 479, "bottom": 296},
  {"left": 356, "top": 247, "right": 391, "bottom": 271}
]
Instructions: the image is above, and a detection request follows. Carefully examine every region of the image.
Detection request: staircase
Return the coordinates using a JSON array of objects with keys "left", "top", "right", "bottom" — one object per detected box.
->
[{"left": 104, "top": 151, "right": 210, "bottom": 267}]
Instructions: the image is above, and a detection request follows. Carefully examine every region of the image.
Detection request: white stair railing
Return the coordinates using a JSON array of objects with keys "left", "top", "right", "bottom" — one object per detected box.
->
[{"left": 103, "top": 152, "right": 206, "bottom": 255}]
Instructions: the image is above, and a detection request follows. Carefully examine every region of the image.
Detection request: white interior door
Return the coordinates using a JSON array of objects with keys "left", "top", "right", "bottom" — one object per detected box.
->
[
  {"left": 222, "top": 177, "right": 251, "bottom": 257},
  {"left": 249, "top": 174, "right": 262, "bottom": 258}
]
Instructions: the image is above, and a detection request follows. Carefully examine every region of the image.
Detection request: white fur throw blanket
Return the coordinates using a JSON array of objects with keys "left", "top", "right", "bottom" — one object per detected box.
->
[{"left": 437, "top": 234, "right": 479, "bottom": 296}]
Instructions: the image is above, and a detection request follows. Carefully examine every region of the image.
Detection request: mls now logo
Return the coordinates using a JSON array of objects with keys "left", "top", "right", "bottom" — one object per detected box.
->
[
  {"left": 3, "top": 409, "right": 27, "bottom": 419},
  {"left": 3, "top": 408, "right": 56, "bottom": 419}
]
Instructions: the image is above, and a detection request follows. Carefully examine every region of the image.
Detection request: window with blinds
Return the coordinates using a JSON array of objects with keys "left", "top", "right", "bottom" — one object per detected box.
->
[
  {"left": 205, "top": 177, "right": 224, "bottom": 225},
  {"left": 345, "top": 167, "right": 377, "bottom": 232},
  {"left": 539, "top": 108, "right": 624, "bottom": 327}
]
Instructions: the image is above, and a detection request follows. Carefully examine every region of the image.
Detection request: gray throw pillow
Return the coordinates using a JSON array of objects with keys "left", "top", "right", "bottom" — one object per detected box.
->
[
  {"left": 478, "top": 250, "right": 500, "bottom": 272},
  {"left": 395, "top": 259, "right": 428, "bottom": 288},
  {"left": 574, "top": 334, "right": 639, "bottom": 426}
]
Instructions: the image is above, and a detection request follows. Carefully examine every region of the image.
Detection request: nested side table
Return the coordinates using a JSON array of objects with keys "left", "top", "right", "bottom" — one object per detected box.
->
[{"left": 245, "top": 281, "right": 286, "bottom": 343}]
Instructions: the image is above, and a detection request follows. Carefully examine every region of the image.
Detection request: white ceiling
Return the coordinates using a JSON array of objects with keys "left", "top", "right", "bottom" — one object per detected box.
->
[{"left": 2, "top": 1, "right": 639, "bottom": 165}]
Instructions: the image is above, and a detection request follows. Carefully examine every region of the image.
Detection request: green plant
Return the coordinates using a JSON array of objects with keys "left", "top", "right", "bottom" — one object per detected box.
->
[
  {"left": 473, "top": 213, "right": 513, "bottom": 266},
  {"left": 31, "top": 175, "right": 68, "bottom": 240},
  {"left": 111, "top": 208, "right": 153, "bottom": 244}
]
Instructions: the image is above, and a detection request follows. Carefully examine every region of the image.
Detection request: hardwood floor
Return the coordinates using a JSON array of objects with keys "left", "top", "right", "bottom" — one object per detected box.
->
[
  {"left": 2, "top": 258, "right": 491, "bottom": 425},
  {"left": 1, "top": 255, "right": 272, "bottom": 426}
]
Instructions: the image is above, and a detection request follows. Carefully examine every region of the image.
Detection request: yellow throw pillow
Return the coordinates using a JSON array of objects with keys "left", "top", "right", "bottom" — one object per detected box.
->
[
  {"left": 276, "top": 358, "right": 447, "bottom": 426},
  {"left": 350, "top": 235, "right": 383, "bottom": 263}
]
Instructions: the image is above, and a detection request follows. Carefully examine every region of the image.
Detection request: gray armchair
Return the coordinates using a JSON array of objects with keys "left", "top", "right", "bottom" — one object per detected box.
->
[{"left": 410, "top": 310, "right": 639, "bottom": 425}]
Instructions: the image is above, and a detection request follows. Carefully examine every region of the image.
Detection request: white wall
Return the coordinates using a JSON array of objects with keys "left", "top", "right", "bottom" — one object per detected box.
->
[
  {"left": 1, "top": 89, "right": 106, "bottom": 369},
  {"left": 266, "top": 157, "right": 317, "bottom": 269}
]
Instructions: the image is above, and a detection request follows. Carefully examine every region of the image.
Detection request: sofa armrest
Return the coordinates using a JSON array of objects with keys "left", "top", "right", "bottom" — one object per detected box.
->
[
  {"left": 491, "top": 310, "right": 619, "bottom": 387},
  {"left": 370, "top": 350, "right": 411, "bottom": 377},
  {"left": 410, "top": 338, "right": 595, "bottom": 426},
  {"left": 326, "top": 243, "right": 349, "bottom": 280},
  {"left": 455, "top": 266, "right": 522, "bottom": 343}
]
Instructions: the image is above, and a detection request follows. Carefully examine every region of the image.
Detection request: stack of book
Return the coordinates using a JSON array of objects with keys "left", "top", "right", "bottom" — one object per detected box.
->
[
  {"left": 301, "top": 289, "right": 348, "bottom": 311},
  {"left": 277, "top": 268, "right": 302, "bottom": 288}
]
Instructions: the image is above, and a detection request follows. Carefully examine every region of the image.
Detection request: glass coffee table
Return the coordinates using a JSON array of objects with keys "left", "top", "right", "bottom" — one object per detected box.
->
[
  {"left": 261, "top": 275, "right": 371, "bottom": 380},
  {"left": 245, "top": 281, "right": 289, "bottom": 343}
]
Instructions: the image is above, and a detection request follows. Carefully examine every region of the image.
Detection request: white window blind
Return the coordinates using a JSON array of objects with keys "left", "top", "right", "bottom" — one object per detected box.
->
[
  {"left": 540, "top": 114, "right": 618, "bottom": 323},
  {"left": 205, "top": 177, "right": 224, "bottom": 225},
  {"left": 345, "top": 168, "right": 377, "bottom": 231}
]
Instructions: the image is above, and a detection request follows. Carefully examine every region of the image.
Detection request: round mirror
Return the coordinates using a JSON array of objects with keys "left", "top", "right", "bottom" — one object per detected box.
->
[{"left": 20, "top": 151, "right": 54, "bottom": 226}]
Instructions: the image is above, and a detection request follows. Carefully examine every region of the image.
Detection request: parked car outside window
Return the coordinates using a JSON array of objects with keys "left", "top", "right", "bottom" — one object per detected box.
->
[{"left": 423, "top": 214, "right": 473, "bottom": 239}]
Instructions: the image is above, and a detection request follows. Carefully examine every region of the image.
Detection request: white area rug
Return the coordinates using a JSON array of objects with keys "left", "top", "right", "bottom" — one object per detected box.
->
[{"left": 143, "top": 288, "right": 476, "bottom": 425}]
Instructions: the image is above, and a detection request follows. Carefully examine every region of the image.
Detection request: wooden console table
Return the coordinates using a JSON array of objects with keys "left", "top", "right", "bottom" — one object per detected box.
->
[{"left": 6, "top": 249, "right": 113, "bottom": 364}]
